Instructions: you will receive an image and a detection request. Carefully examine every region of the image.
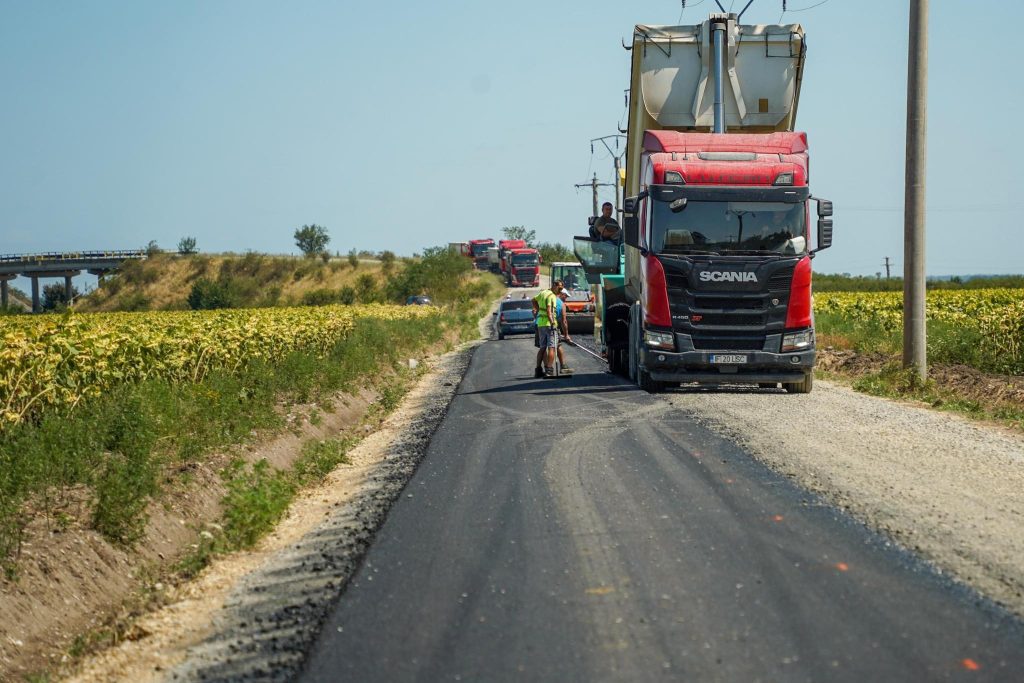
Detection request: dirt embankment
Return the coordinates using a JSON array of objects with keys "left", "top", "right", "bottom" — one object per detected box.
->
[{"left": 0, "top": 387, "right": 377, "bottom": 680}]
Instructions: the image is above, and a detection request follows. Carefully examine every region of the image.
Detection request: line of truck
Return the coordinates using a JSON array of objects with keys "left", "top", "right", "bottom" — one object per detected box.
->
[{"left": 448, "top": 238, "right": 542, "bottom": 288}]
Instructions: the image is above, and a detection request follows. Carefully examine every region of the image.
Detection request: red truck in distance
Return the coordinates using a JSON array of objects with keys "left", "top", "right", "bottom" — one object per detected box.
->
[
  {"left": 506, "top": 248, "right": 541, "bottom": 287},
  {"left": 497, "top": 239, "right": 527, "bottom": 277},
  {"left": 468, "top": 239, "right": 495, "bottom": 270}
]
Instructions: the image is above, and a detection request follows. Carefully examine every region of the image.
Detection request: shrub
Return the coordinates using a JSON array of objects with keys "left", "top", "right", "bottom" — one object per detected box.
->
[
  {"left": 187, "top": 278, "right": 237, "bottom": 310},
  {"left": 302, "top": 288, "right": 337, "bottom": 306}
]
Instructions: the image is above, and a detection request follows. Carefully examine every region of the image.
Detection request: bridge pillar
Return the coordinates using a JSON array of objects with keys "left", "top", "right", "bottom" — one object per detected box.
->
[
  {"left": 31, "top": 276, "right": 40, "bottom": 313},
  {"left": 65, "top": 275, "right": 74, "bottom": 303},
  {"left": 1, "top": 280, "right": 7, "bottom": 308}
]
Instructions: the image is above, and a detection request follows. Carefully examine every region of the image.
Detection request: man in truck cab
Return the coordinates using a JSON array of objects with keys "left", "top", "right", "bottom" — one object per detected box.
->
[{"left": 590, "top": 202, "right": 621, "bottom": 243}]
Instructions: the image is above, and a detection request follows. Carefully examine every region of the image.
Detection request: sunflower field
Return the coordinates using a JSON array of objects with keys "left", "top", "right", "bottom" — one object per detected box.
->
[
  {"left": 814, "top": 289, "right": 1024, "bottom": 374},
  {"left": 0, "top": 304, "right": 441, "bottom": 429}
]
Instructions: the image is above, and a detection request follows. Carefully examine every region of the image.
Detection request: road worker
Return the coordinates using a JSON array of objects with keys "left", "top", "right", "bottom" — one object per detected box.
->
[{"left": 532, "top": 280, "right": 564, "bottom": 378}]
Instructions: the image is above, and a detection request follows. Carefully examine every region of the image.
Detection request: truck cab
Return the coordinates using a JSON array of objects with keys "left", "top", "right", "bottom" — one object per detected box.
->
[
  {"left": 498, "top": 239, "right": 527, "bottom": 276},
  {"left": 468, "top": 239, "right": 495, "bottom": 270},
  {"left": 506, "top": 248, "right": 541, "bottom": 287}
]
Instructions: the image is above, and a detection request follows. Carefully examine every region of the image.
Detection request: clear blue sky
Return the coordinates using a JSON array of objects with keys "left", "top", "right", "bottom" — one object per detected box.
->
[{"left": 2, "top": 0, "right": 1022, "bottom": 279}]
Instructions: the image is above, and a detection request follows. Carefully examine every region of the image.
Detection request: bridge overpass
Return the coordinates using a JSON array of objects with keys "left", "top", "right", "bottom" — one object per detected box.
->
[{"left": 0, "top": 250, "right": 146, "bottom": 312}]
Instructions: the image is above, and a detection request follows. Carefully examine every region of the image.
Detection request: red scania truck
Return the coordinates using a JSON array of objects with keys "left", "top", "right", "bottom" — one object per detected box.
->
[{"left": 575, "top": 13, "right": 834, "bottom": 394}]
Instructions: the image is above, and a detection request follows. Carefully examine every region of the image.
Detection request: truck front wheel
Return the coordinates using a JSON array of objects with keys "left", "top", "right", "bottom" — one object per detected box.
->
[
  {"left": 784, "top": 372, "right": 814, "bottom": 394},
  {"left": 630, "top": 303, "right": 665, "bottom": 393}
]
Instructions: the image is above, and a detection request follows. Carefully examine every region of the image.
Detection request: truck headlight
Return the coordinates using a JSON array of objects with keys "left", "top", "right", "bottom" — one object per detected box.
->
[
  {"left": 781, "top": 329, "right": 814, "bottom": 352},
  {"left": 644, "top": 329, "right": 675, "bottom": 350}
]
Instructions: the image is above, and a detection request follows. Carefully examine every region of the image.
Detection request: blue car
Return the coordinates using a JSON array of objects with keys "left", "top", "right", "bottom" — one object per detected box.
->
[{"left": 495, "top": 299, "right": 536, "bottom": 340}]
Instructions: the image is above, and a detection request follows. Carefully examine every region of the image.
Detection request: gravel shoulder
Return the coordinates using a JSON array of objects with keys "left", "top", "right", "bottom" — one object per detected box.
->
[{"left": 663, "top": 379, "right": 1024, "bottom": 615}]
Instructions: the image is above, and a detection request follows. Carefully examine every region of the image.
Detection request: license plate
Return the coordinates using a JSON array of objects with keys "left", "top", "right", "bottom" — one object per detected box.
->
[{"left": 711, "top": 354, "right": 747, "bottom": 364}]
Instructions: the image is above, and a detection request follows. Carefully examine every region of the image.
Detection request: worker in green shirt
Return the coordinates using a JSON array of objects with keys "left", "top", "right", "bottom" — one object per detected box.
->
[{"left": 532, "top": 280, "right": 564, "bottom": 378}]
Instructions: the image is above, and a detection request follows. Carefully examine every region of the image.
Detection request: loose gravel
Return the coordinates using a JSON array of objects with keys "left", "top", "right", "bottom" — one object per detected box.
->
[{"left": 662, "top": 380, "right": 1024, "bottom": 616}]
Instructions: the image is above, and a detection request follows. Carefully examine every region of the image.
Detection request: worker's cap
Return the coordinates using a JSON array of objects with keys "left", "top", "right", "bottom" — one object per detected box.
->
[{"left": 557, "top": 290, "right": 569, "bottom": 298}]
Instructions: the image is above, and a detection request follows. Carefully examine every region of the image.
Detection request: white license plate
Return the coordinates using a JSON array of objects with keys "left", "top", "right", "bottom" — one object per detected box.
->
[{"left": 711, "top": 354, "right": 748, "bottom": 364}]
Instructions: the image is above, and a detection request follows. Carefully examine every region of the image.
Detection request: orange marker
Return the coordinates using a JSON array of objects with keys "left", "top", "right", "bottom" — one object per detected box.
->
[
  {"left": 835, "top": 562, "right": 849, "bottom": 572},
  {"left": 773, "top": 515, "right": 784, "bottom": 522},
  {"left": 961, "top": 658, "right": 980, "bottom": 671}
]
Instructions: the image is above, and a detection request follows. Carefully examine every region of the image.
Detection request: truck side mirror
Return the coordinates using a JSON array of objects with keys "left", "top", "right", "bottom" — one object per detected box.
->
[
  {"left": 624, "top": 216, "right": 640, "bottom": 248},
  {"left": 623, "top": 196, "right": 639, "bottom": 214},
  {"left": 817, "top": 199, "right": 833, "bottom": 217},
  {"left": 816, "top": 218, "right": 833, "bottom": 251}
]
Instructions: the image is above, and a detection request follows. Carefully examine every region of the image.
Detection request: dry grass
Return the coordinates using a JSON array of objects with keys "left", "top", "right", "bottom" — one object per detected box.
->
[{"left": 79, "top": 253, "right": 392, "bottom": 312}]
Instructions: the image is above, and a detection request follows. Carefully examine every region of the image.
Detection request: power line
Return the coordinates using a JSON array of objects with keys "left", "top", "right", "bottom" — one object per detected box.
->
[{"left": 786, "top": 0, "right": 833, "bottom": 11}]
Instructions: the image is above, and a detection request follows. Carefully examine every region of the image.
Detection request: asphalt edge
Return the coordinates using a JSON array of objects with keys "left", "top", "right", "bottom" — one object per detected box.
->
[{"left": 168, "top": 340, "right": 482, "bottom": 682}]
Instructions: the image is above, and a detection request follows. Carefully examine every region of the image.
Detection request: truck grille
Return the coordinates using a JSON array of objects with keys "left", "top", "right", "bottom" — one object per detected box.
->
[
  {"left": 691, "top": 335, "right": 766, "bottom": 351},
  {"left": 661, "top": 258, "right": 797, "bottom": 344}
]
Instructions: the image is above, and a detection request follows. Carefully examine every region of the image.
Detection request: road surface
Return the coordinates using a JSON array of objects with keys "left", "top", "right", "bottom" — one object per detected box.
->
[{"left": 300, "top": 332, "right": 1024, "bottom": 682}]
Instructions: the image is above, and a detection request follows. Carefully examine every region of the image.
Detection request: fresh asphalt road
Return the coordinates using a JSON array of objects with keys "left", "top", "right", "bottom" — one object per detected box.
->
[{"left": 301, "top": 334, "right": 1024, "bottom": 682}]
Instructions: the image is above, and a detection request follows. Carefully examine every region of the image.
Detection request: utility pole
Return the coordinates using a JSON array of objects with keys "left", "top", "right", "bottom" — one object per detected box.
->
[
  {"left": 574, "top": 173, "right": 614, "bottom": 217},
  {"left": 903, "top": 0, "right": 928, "bottom": 382},
  {"left": 590, "top": 135, "right": 626, "bottom": 221},
  {"left": 883, "top": 257, "right": 892, "bottom": 279}
]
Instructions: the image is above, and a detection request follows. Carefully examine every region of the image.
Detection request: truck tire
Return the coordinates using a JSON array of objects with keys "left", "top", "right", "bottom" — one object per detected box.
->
[
  {"left": 784, "top": 372, "right": 813, "bottom": 394},
  {"left": 630, "top": 303, "right": 665, "bottom": 394}
]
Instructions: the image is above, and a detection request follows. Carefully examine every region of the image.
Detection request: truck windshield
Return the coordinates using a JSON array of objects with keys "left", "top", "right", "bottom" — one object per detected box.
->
[
  {"left": 651, "top": 200, "right": 806, "bottom": 255},
  {"left": 511, "top": 254, "right": 538, "bottom": 266},
  {"left": 553, "top": 266, "right": 587, "bottom": 290},
  {"left": 471, "top": 243, "right": 491, "bottom": 257}
]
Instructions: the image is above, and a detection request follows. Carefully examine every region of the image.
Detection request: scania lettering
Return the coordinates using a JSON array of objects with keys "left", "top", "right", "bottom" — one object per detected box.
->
[
  {"left": 699, "top": 272, "right": 758, "bottom": 283},
  {"left": 574, "top": 13, "right": 834, "bottom": 394}
]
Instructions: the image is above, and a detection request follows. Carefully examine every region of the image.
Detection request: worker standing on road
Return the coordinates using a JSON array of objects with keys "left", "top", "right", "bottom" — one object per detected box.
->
[
  {"left": 556, "top": 290, "right": 574, "bottom": 374},
  {"left": 532, "top": 280, "right": 564, "bottom": 378}
]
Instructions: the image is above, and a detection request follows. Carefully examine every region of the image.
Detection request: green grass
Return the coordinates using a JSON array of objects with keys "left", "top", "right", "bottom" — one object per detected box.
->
[
  {"left": 0, "top": 303, "right": 487, "bottom": 574},
  {"left": 815, "top": 313, "right": 1004, "bottom": 374}
]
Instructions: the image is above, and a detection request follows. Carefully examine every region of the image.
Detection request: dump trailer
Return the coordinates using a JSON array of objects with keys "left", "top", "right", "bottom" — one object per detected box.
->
[{"left": 575, "top": 12, "right": 834, "bottom": 394}]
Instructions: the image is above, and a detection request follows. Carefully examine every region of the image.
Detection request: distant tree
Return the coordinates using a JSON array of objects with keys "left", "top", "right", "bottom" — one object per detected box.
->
[
  {"left": 145, "top": 240, "right": 163, "bottom": 256},
  {"left": 380, "top": 250, "right": 396, "bottom": 275},
  {"left": 177, "top": 236, "right": 198, "bottom": 255},
  {"left": 42, "top": 283, "right": 81, "bottom": 311},
  {"left": 347, "top": 249, "right": 360, "bottom": 269},
  {"left": 536, "top": 242, "right": 574, "bottom": 264},
  {"left": 501, "top": 226, "right": 536, "bottom": 246},
  {"left": 320, "top": 250, "right": 331, "bottom": 263},
  {"left": 294, "top": 224, "right": 331, "bottom": 257}
]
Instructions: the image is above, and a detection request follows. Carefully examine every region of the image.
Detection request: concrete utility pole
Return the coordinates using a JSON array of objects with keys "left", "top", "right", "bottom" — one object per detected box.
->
[
  {"left": 903, "top": 0, "right": 928, "bottom": 382},
  {"left": 883, "top": 257, "right": 892, "bottom": 279},
  {"left": 590, "top": 135, "right": 626, "bottom": 220},
  {"left": 574, "top": 173, "right": 615, "bottom": 217}
]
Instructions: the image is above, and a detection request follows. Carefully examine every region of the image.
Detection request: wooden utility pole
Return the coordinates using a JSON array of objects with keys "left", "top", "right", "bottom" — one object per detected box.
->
[
  {"left": 903, "top": 0, "right": 928, "bottom": 381},
  {"left": 883, "top": 257, "right": 892, "bottom": 279},
  {"left": 574, "top": 173, "right": 614, "bottom": 217}
]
